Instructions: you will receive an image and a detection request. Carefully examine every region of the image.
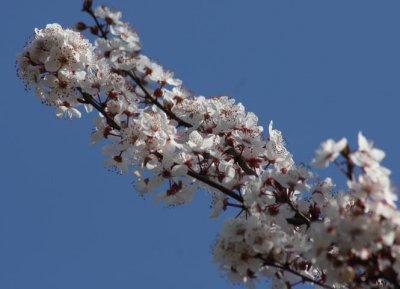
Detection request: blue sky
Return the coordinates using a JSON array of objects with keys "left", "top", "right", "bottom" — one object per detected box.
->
[{"left": 3, "top": 1, "right": 400, "bottom": 289}]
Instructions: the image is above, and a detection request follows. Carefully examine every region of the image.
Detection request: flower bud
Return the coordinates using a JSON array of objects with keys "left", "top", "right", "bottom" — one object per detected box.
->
[
  {"left": 75, "top": 22, "right": 87, "bottom": 31},
  {"left": 90, "top": 25, "right": 99, "bottom": 35},
  {"left": 82, "top": 0, "right": 93, "bottom": 11}
]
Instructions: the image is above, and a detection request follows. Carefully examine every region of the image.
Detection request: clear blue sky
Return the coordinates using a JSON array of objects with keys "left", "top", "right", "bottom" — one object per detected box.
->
[{"left": 3, "top": 1, "right": 400, "bottom": 288}]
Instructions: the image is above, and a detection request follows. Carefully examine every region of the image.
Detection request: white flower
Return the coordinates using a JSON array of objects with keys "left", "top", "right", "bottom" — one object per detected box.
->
[
  {"left": 136, "top": 55, "right": 182, "bottom": 86},
  {"left": 348, "top": 167, "right": 397, "bottom": 206},
  {"left": 312, "top": 177, "right": 335, "bottom": 206},
  {"left": 218, "top": 159, "right": 236, "bottom": 186},
  {"left": 37, "top": 24, "right": 93, "bottom": 71},
  {"left": 102, "top": 143, "right": 130, "bottom": 174},
  {"left": 18, "top": 24, "right": 93, "bottom": 82},
  {"left": 94, "top": 6, "right": 122, "bottom": 25},
  {"left": 267, "top": 122, "right": 294, "bottom": 169},
  {"left": 109, "top": 25, "right": 141, "bottom": 49},
  {"left": 156, "top": 182, "right": 196, "bottom": 206},
  {"left": 91, "top": 117, "right": 120, "bottom": 143},
  {"left": 187, "top": 130, "right": 219, "bottom": 151},
  {"left": 350, "top": 132, "right": 385, "bottom": 168},
  {"left": 312, "top": 137, "right": 347, "bottom": 168},
  {"left": 134, "top": 170, "right": 163, "bottom": 196}
]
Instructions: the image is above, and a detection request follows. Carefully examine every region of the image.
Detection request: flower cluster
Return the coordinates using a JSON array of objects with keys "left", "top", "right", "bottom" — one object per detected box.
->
[
  {"left": 307, "top": 133, "right": 400, "bottom": 288},
  {"left": 213, "top": 216, "right": 312, "bottom": 289},
  {"left": 94, "top": 6, "right": 141, "bottom": 70},
  {"left": 18, "top": 23, "right": 94, "bottom": 118},
  {"left": 17, "top": 2, "right": 400, "bottom": 288}
]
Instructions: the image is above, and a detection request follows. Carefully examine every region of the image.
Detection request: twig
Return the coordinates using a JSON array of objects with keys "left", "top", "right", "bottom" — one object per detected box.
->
[
  {"left": 188, "top": 170, "right": 244, "bottom": 203},
  {"left": 80, "top": 91, "right": 121, "bottom": 130},
  {"left": 82, "top": 4, "right": 108, "bottom": 39},
  {"left": 224, "top": 147, "right": 258, "bottom": 176},
  {"left": 286, "top": 198, "right": 311, "bottom": 226},
  {"left": 340, "top": 145, "right": 354, "bottom": 181},
  {"left": 125, "top": 70, "right": 193, "bottom": 128},
  {"left": 258, "top": 256, "right": 335, "bottom": 289},
  {"left": 149, "top": 153, "right": 244, "bottom": 205}
]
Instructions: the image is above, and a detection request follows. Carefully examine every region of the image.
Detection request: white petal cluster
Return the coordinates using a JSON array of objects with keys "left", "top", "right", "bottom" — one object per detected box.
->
[
  {"left": 95, "top": 25, "right": 140, "bottom": 70},
  {"left": 93, "top": 6, "right": 141, "bottom": 71},
  {"left": 308, "top": 133, "right": 400, "bottom": 287},
  {"left": 213, "top": 217, "right": 310, "bottom": 289},
  {"left": 17, "top": 23, "right": 95, "bottom": 118},
  {"left": 350, "top": 132, "right": 386, "bottom": 168}
]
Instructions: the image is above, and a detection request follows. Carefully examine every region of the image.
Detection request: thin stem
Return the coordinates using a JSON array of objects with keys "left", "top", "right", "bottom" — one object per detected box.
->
[
  {"left": 125, "top": 70, "right": 193, "bottom": 128},
  {"left": 83, "top": 6, "right": 108, "bottom": 39},
  {"left": 149, "top": 152, "right": 244, "bottom": 205},
  {"left": 79, "top": 91, "right": 121, "bottom": 130},
  {"left": 187, "top": 170, "right": 244, "bottom": 203},
  {"left": 334, "top": 160, "right": 350, "bottom": 179},
  {"left": 286, "top": 196, "right": 311, "bottom": 226},
  {"left": 259, "top": 257, "right": 334, "bottom": 289},
  {"left": 340, "top": 145, "right": 354, "bottom": 181},
  {"left": 270, "top": 181, "right": 311, "bottom": 226},
  {"left": 226, "top": 202, "right": 245, "bottom": 209},
  {"left": 224, "top": 147, "right": 258, "bottom": 176}
]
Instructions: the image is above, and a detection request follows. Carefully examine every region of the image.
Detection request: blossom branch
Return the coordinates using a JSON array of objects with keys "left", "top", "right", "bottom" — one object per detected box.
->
[
  {"left": 82, "top": 6, "right": 264, "bottom": 184},
  {"left": 80, "top": 8, "right": 194, "bottom": 129},
  {"left": 125, "top": 69, "right": 262, "bottom": 178},
  {"left": 18, "top": 3, "right": 400, "bottom": 289},
  {"left": 124, "top": 68, "right": 261, "bottom": 178}
]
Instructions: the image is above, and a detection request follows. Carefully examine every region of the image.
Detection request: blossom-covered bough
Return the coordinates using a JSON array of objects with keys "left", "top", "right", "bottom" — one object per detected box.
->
[{"left": 17, "top": 1, "right": 400, "bottom": 288}]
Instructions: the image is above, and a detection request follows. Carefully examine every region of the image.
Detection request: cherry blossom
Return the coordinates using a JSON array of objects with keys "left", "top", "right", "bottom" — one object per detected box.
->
[
  {"left": 312, "top": 137, "right": 348, "bottom": 168},
  {"left": 94, "top": 5, "right": 122, "bottom": 25},
  {"left": 350, "top": 132, "right": 386, "bottom": 168}
]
